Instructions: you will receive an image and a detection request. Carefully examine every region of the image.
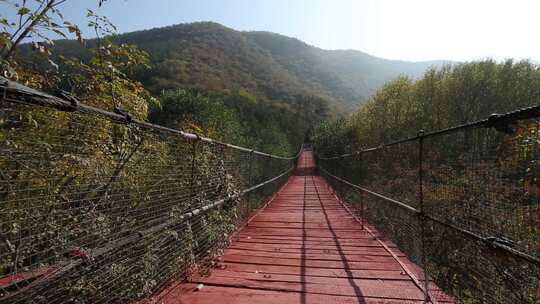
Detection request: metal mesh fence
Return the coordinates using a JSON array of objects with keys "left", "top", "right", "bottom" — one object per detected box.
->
[
  {"left": 317, "top": 107, "right": 540, "bottom": 303},
  {"left": 0, "top": 78, "right": 298, "bottom": 304}
]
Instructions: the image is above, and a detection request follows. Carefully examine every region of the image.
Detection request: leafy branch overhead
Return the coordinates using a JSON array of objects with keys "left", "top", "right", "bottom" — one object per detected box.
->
[
  {"left": 0, "top": 0, "right": 113, "bottom": 81},
  {"left": 1, "top": 0, "right": 81, "bottom": 59}
]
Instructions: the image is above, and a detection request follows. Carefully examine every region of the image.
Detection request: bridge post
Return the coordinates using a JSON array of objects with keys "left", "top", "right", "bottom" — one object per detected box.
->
[
  {"left": 356, "top": 152, "right": 364, "bottom": 230},
  {"left": 188, "top": 141, "right": 198, "bottom": 201},
  {"left": 332, "top": 159, "right": 338, "bottom": 194},
  {"left": 187, "top": 140, "right": 198, "bottom": 250},
  {"left": 246, "top": 150, "right": 254, "bottom": 224},
  {"left": 417, "top": 130, "right": 430, "bottom": 303}
]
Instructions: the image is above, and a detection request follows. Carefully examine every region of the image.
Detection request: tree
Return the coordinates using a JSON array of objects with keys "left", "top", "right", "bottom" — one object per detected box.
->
[{"left": 0, "top": 0, "right": 86, "bottom": 79}]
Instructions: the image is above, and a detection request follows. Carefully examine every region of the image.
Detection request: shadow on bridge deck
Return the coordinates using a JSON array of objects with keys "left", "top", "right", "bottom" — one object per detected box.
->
[{"left": 153, "top": 149, "right": 455, "bottom": 304}]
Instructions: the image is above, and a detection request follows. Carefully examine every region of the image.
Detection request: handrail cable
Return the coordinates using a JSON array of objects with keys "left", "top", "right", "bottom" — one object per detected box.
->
[
  {"left": 0, "top": 76, "right": 300, "bottom": 160},
  {"left": 320, "top": 167, "right": 540, "bottom": 267},
  {"left": 319, "top": 104, "right": 540, "bottom": 160}
]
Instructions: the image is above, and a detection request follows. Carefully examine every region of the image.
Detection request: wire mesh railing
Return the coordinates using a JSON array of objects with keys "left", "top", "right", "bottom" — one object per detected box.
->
[
  {"left": 316, "top": 106, "right": 540, "bottom": 304},
  {"left": 0, "top": 77, "right": 299, "bottom": 304}
]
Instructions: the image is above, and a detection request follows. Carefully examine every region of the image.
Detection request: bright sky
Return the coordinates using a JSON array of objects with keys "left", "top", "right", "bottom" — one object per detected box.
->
[{"left": 15, "top": 0, "right": 540, "bottom": 62}]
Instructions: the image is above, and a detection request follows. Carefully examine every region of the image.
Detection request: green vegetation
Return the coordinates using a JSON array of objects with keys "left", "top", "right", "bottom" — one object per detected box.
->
[
  {"left": 0, "top": 3, "right": 301, "bottom": 301},
  {"left": 149, "top": 88, "right": 314, "bottom": 155},
  {"left": 314, "top": 60, "right": 540, "bottom": 303},
  {"left": 3, "top": 2, "right": 538, "bottom": 302},
  {"left": 5, "top": 18, "right": 453, "bottom": 154},
  {"left": 44, "top": 21, "right": 445, "bottom": 108},
  {"left": 314, "top": 59, "right": 540, "bottom": 152}
]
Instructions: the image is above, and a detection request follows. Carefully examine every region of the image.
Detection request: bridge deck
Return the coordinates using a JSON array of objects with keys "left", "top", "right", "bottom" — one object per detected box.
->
[{"left": 158, "top": 150, "right": 454, "bottom": 303}]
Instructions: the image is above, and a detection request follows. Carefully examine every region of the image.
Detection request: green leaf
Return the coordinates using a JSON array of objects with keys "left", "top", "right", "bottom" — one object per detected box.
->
[
  {"left": 0, "top": 36, "right": 12, "bottom": 49},
  {"left": 67, "top": 25, "right": 77, "bottom": 33},
  {"left": 17, "top": 7, "right": 31, "bottom": 16}
]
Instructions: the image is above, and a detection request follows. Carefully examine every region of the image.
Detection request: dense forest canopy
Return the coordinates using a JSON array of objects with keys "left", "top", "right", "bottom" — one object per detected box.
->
[
  {"left": 313, "top": 59, "right": 540, "bottom": 156},
  {"left": 45, "top": 22, "right": 446, "bottom": 108}
]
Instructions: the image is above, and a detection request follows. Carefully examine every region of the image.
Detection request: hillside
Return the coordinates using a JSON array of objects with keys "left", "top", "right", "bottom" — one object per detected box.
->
[{"left": 47, "top": 22, "right": 446, "bottom": 110}]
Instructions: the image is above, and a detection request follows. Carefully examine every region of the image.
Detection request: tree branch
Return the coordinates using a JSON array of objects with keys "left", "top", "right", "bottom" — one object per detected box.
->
[{"left": 3, "top": 0, "right": 57, "bottom": 61}]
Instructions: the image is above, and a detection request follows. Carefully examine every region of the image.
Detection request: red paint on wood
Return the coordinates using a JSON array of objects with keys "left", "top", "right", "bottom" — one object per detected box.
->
[{"left": 150, "top": 149, "right": 455, "bottom": 304}]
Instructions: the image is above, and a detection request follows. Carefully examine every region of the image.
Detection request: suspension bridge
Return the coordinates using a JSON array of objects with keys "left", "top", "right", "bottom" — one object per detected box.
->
[
  {"left": 0, "top": 77, "right": 539, "bottom": 303},
  {"left": 154, "top": 148, "right": 454, "bottom": 303}
]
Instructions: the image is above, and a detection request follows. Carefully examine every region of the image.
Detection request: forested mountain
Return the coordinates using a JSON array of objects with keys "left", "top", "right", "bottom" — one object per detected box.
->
[
  {"left": 244, "top": 30, "right": 445, "bottom": 106},
  {"left": 48, "top": 22, "right": 446, "bottom": 110},
  {"left": 14, "top": 21, "right": 446, "bottom": 154}
]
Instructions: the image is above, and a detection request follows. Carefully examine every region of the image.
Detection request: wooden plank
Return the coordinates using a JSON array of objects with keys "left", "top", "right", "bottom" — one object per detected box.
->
[
  {"left": 152, "top": 150, "right": 455, "bottom": 304},
  {"left": 216, "top": 262, "right": 408, "bottom": 280},
  {"left": 222, "top": 254, "right": 404, "bottom": 271},
  {"left": 193, "top": 275, "right": 425, "bottom": 300},
  {"left": 228, "top": 243, "right": 405, "bottom": 255},
  {"left": 163, "top": 284, "right": 425, "bottom": 304},
  {"left": 223, "top": 248, "right": 399, "bottom": 262}
]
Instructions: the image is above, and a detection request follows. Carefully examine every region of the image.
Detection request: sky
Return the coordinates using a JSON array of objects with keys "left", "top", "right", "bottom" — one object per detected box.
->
[{"left": 6, "top": 0, "right": 540, "bottom": 62}]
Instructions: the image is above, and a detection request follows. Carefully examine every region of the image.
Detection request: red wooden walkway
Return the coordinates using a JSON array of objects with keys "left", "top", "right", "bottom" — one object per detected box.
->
[{"left": 157, "top": 149, "right": 454, "bottom": 304}]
